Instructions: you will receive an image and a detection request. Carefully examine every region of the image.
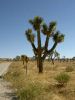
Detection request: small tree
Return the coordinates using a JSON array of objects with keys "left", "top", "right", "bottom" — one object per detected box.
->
[
  {"left": 15, "top": 56, "right": 20, "bottom": 61},
  {"left": 21, "top": 55, "right": 29, "bottom": 74},
  {"left": 25, "top": 16, "right": 64, "bottom": 73},
  {"left": 48, "top": 50, "right": 60, "bottom": 64},
  {"left": 25, "top": 56, "right": 29, "bottom": 74},
  {"left": 54, "top": 50, "right": 60, "bottom": 60},
  {"left": 21, "top": 55, "right": 26, "bottom": 65},
  {"left": 48, "top": 51, "right": 55, "bottom": 64}
]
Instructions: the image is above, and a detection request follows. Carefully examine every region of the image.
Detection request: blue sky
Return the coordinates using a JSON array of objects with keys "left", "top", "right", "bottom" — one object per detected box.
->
[{"left": 0, "top": 0, "right": 75, "bottom": 58}]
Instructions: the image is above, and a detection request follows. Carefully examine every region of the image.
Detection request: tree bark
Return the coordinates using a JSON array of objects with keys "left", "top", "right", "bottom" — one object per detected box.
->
[
  {"left": 37, "top": 57, "right": 39, "bottom": 68},
  {"left": 26, "top": 62, "right": 27, "bottom": 74},
  {"left": 37, "top": 59, "right": 43, "bottom": 73},
  {"left": 23, "top": 60, "right": 24, "bottom": 65},
  {"left": 51, "top": 56, "right": 54, "bottom": 65},
  {"left": 37, "top": 29, "right": 43, "bottom": 73}
]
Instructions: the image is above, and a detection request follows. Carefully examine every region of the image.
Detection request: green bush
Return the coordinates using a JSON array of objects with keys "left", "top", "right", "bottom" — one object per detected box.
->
[
  {"left": 17, "top": 83, "right": 42, "bottom": 100},
  {"left": 18, "top": 88, "right": 34, "bottom": 100},
  {"left": 55, "top": 72, "right": 70, "bottom": 87},
  {"left": 65, "top": 66, "right": 74, "bottom": 72}
]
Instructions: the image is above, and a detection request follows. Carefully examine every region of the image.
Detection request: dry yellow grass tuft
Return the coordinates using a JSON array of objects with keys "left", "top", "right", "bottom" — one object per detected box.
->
[{"left": 4, "top": 60, "right": 75, "bottom": 100}]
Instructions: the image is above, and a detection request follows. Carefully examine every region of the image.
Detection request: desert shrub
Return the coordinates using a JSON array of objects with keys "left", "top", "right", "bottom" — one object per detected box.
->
[
  {"left": 65, "top": 66, "right": 74, "bottom": 72},
  {"left": 18, "top": 88, "right": 34, "bottom": 100},
  {"left": 12, "top": 71, "right": 20, "bottom": 77},
  {"left": 17, "top": 83, "right": 42, "bottom": 100},
  {"left": 55, "top": 72, "right": 70, "bottom": 87}
]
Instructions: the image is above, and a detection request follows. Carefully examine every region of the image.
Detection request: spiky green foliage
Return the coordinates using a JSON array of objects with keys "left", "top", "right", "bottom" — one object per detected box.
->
[
  {"left": 25, "top": 29, "right": 35, "bottom": 43},
  {"left": 25, "top": 16, "right": 65, "bottom": 73},
  {"left": 53, "top": 31, "right": 64, "bottom": 43},
  {"left": 42, "top": 21, "right": 56, "bottom": 36},
  {"left": 29, "top": 16, "right": 43, "bottom": 30},
  {"left": 55, "top": 73, "right": 70, "bottom": 87},
  {"left": 42, "top": 23, "right": 48, "bottom": 35},
  {"left": 49, "top": 21, "right": 56, "bottom": 33}
]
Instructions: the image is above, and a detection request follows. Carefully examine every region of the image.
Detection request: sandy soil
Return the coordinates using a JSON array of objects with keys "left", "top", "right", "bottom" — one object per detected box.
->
[{"left": 0, "top": 62, "right": 15, "bottom": 100}]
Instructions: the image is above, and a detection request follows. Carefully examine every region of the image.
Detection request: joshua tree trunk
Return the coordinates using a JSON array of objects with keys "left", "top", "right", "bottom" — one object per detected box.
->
[
  {"left": 37, "top": 29, "right": 43, "bottom": 73},
  {"left": 26, "top": 62, "right": 27, "bottom": 74},
  {"left": 37, "top": 58, "right": 39, "bottom": 68},
  {"left": 37, "top": 58, "right": 43, "bottom": 73},
  {"left": 23, "top": 60, "right": 24, "bottom": 65}
]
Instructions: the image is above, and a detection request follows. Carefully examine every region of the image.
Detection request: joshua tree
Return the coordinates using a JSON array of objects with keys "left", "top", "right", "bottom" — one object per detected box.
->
[
  {"left": 21, "top": 55, "right": 29, "bottom": 65},
  {"left": 25, "top": 16, "right": 64, "bottom": 73},
  {"left": 21, "top": 55, "right": 29, "bottom": 74},
  {"left": 15, "top": 56, "right": 20, "bottom": 61},
  {"left": 63, "top": 56, "right": 66, "bottom": 62},
  {"left": 21, "top": 55, "right": 26, "bottom": 65},
  {"left": 54, "top": 50, "right": 60, "bottom": 61},
  {"left": 48, "top": 51, "right": 55, "bottom": 64},
  {"left": 25, "top": 56, "right": 29, "bottom": 74},
  {"left": 72, "top": 57, "right": 75, "bottom": 61},
  {"left": 48, "top": 50, "right": 60, "bottom": 64}
]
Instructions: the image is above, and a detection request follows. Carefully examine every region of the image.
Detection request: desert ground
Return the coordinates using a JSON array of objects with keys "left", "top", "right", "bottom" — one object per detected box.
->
[
  {"left": 0, "top": 62, "right": 15, "bottom": 100},
  {"left": 4, "top": 60, "right": 75, "bottom": 100}
]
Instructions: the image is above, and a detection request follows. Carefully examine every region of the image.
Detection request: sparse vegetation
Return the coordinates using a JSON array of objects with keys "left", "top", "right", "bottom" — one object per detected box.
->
[
  {"left": 17, "top": 83, "right": 43, "bottom": 100},
  {"left": 55, "top": 72, "right": 70, "bottom": 87},
  {"left": 65, "top": 66, "right": 74, "bottom": 72},
  {"left": 0, "top": 1, "right": 75, "bottom": 100},
  {"left": 4, "top": 61, "right": 75, "bottom": 100}
]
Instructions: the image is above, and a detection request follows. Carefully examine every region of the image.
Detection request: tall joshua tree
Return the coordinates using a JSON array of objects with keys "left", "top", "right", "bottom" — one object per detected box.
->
[{"left": 25, "top": 16, "right": 64, "bottom": 73}]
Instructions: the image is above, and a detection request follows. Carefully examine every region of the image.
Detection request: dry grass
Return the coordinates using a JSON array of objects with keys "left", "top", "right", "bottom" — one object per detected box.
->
[
  {"left": 0, "top": 61, "right": 2, "bottom": 63},
  {"left": 0, "top": 60, "right": 10, "bottom": 63},
  {"left": 4, "top": 60, "right": 75, "bottom": 100}
]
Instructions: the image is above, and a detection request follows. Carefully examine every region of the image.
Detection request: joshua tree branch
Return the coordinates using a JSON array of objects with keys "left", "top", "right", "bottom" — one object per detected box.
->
[
  {"left": 37, "top": 30, "right": 41, "bottom": 50},
  {"left": 45, "top": 36, "right": 49, "bottom": 50},
  {"left": 31, "top": 43, "right": 37, "bottom": 55},
  {"left": 42, "top": 36, "right": 49, "bottom": 59},
  {"left": 42, "top": 42, "right": 57, "bottom": 60},
  {"left": 48, "top": 42, "right": 57, "bottom": 54},
  {"left": 37, "top": 29, "right": 42, "bottom": 56}
]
